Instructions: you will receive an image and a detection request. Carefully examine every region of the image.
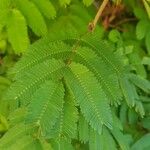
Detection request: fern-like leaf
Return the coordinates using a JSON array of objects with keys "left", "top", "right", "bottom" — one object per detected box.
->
[
  {"left": 26, "top": 80, "right": 65, "bottom": 137},
  {"left": 129, "top": 74, "right": 150, "bottom": 93},
  {"left": 10, "top": 41, "right": 72, "bottom": 77},
  {"left": 89, "top": 128, "right": 117, "bottom": 150},
  {"left": 51, "top": 138, "right": 74, "bottom": 150},
  {"left": 74, "top": 46, "right": 122, "bottom": 105},
  {"left": 47, "top": 85, "right": 78, "bottom": 139},
  {"left": 81, "top": 30, "right": 123, "bottom": 74},
  {"left": 6, "top": 59, "right": 65, "bottom": 107},
  {"left": 78, "top": 115, "right": 89, "bottom": 143},
  {"left": 120, "top": 75, "right": 137, "bottom": 107},
  {"left": 64, "top": 62, "right": 112, "bottom": 133},
  {"left": 2, "top": 26, "right": 127, "bottom": 149},
  {"left": 120, "top": 74, "right": 145, "bottom": 117}
]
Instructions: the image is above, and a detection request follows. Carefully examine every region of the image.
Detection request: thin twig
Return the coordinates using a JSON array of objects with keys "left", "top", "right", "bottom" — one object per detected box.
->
[
  {"left": 88, "top": 0, "right": 109, "bottom": 32},
  {"left": 114, "top": 18, "right": 137, "bottom": 26}
]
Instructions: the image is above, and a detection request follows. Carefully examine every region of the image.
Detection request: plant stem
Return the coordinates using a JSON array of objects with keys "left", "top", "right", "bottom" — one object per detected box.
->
[{"left": 88, "top": 0, "right": 109, "bottom": 31}]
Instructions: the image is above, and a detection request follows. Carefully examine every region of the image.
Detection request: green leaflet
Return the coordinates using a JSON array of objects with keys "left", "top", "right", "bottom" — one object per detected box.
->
[
  {"left": 14, "top": 0, "right": 47, "bottom": 36},
  {"left": 89, "top": 128, "right": 117, "bottom": 150},
  {"left": 145, "top": 30, "right": 150, "bottom": 54},
  {"left": 136, "top": 20, "right": 149, "bottom": 40},
  {"left": 111, "top": 128, "right": 132, "bottom": 150},
  {"left": 134, "top": 7, "right": 148, "bottom": 20},
  {"left": 129, "top": 74, "right": 150, "bottom": 93},
  {"left": 0, "top": 114, "right": 8, "bottom": 133},
  {"left": 83, "top": 0, "right": 94, "bottom": 6},
  {"left": 120, "top": 74, "right": 145, "bottom": 117},
  {"left": 7, "top": 9, "right": 29, "bottom": 54},
  {"left": 0, "top": 76, "right": 10, "bottom": 87},
  {"left": 10, "top": 41, "right": 72, "bottom": 77},
  {"left": 134, "top": 101, "right": 145, "bottom": 117},
  {"left": 89, "top": 129, "right": 102, "bottom": 150},
  {"left": 128, "top": 47, "right": 147, "bottom": 78},
  {"left": 6, "top": 136, "right": 45, "bottom": 150},
  {"left": 5, "top": 59, "right": 65, "bottom": 107},
  {"left": 112, "top": 112, "right": 123, "bottom": 130},
  {"left": 131, "top": 133, "right": 150, "bottom": 150},
  {"left": 26, "top": 80, "right": 65, "bottom": 137},
  {"left": 59, "top": 0, "right": 71, "bottom": 7},
  {"left": 70, "top": 3, "right": 93, "bottom": 23},
  {"left": 58, "top": 0, "right": 95, "bottom": 7},
  {"left": 31, "top": 0, "right": 56, "bottom": 19},
  {"left": 142, "top": 56, "right": 150, "bottom": 65},
  {"left": 64, "top": 62, "right": 112, "bottom": 133},
  {"left": 128, "top": 108, "right": 138, "bottom": 125},
  {"left": 0, "top": 123, "right": 32, "bottom": 148},
  {"left": 120, "top": 75, "right": 138, "bottom": 107},
  {"left": 0, "top": 117, "right": 53, "bottom": 149},
  {"left": 47, "top": 85, "right": 78, "bottom": 139},
  {"left": 8, "top": 108, "right": 27, "bottom": 126},
  {"left": 51, "top": 138, "right": 74, "bottom": 150},
  {"left": 78, "top": 115, "right": 89, "bottom": 143},
  {"left": 0, "top": 9, "right": 9, "bottom": 32},
  {"left": 109, "top": 29, "right": 121, "bottom": 43},
  {"left": 0, "top": 125, "right": 52, "bottom": 150},
  {"left": 74, "top": 46, "right": 122, "bottom": 105},
  {"left": 80, "top": 30, "right": 123, "bottom": 74},
  {"left": 141, "top": 117, "right": 150, "bottom": 130},
  {"left": 143, "top": 0, "right": 150, "bottom": 19},
  {"left": 40, "top": 139, "right": 53, "bottom": 150},
  {"left": 119, "top": 103, "right": 128, "bottom": 125},
  {"left": 135, "top": 6, "right": 150, "bottom": 55},
  {"left": 0, "top": 77, "right": 11, "bottom": 117}
]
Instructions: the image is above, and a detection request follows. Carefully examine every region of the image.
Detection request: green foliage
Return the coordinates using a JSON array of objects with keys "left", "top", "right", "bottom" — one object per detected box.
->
[
  {"left": 31, "top": 0, "right": 56, "bottom": 19},
  {"left": 0, "top": 0, "right": 96, "bottom": 54},
  {"left": 1, "top": 25, "right": 123, "bottom": 148},
  {"left": 1, "top": 0, "right": 150, "bottom": 150},
  {"left": 131, "top": 133, "right": 150, "bottom": 150},
  {"left": 59, "top": 0, "right": 71, "bottom": 7},
  {"left": 14, "top": 0, "right": 48, "bottom": 37},
  {"left": 7, "top": 9, "right": 29, "bottom": 54},
  {"left": 135, "top": 6, "right": 150, "bottom": 54},
  {"left": 83, "top": 0, "right": 94, "bottom": 6},
  {"left": 27, "top": 80, "right": 65, "bottom": 137}
]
